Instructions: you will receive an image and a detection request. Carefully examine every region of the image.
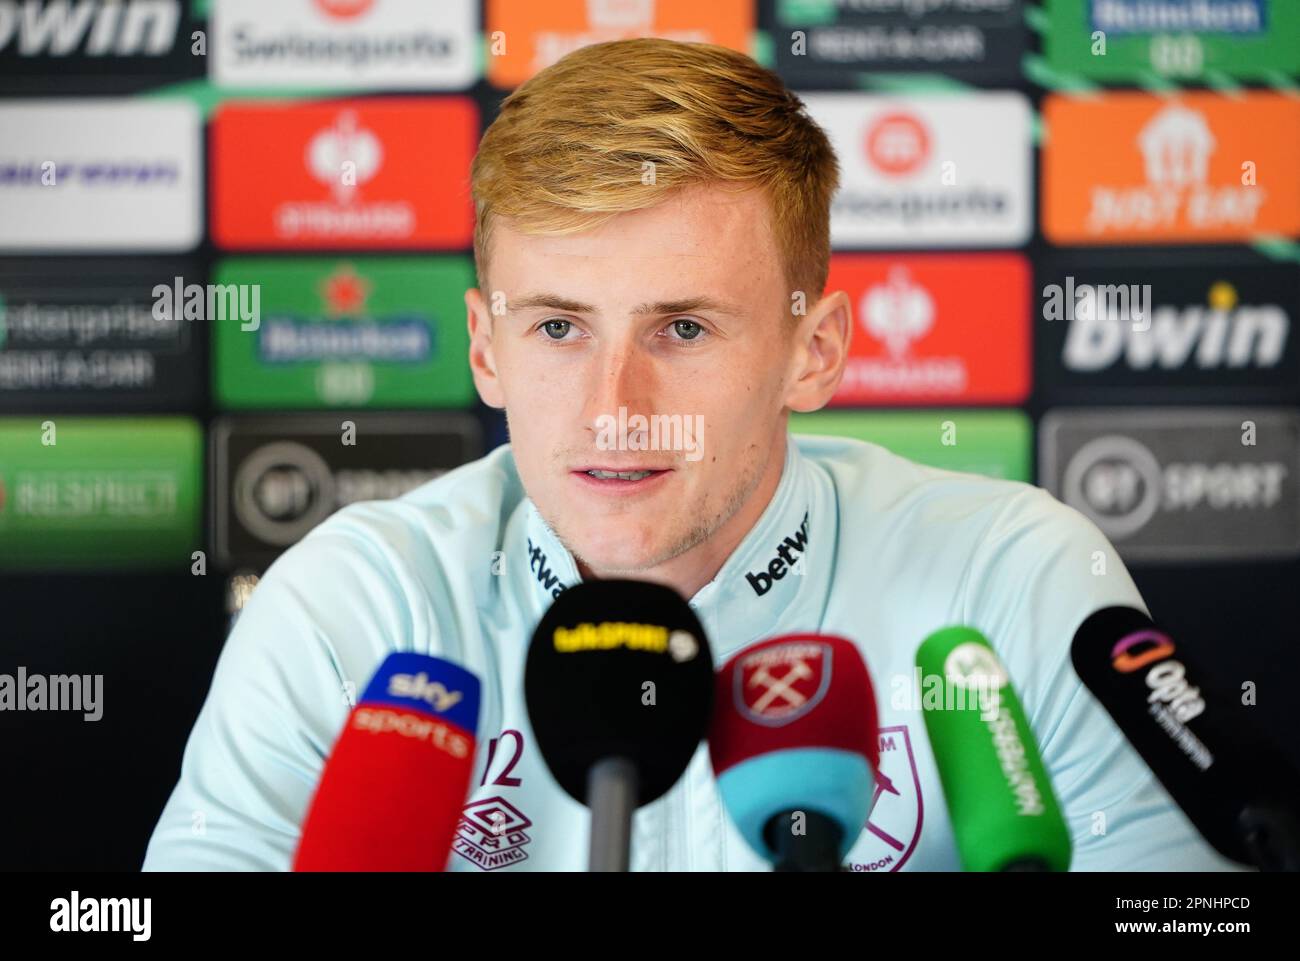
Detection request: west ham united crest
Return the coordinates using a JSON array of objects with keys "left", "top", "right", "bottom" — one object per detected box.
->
[
  {"left": 846, "top": 725, "right": 924, "bottom": 873},
  {"left": 734, "top": 640, "right": 832, "bottom": 726}
]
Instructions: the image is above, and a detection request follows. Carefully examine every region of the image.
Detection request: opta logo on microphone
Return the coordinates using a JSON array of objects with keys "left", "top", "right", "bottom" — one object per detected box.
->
[
  {"left": 1110, "top": 629, "right": 1176, "bottom": 673},
  {"left": 1110, "top": 630, "right": 1206, "bottom": 725},
  {"left": 734, "top": 641, "right": 831, "bottom": 726}
]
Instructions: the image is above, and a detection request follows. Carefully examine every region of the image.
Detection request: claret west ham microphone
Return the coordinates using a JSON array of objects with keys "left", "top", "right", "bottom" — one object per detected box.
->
[
  {"left": 1072, "top": 606, "right": 1300, "bottom": 871},
  {"left": 709, "top": 634, "right": 879, "bottom": 872},
  {"left": 293, "top": 652, "right": 481, "bottom": 871},
  {"left": 917, "top": 627, "right": 1072, "bottom": 872},
  {"left": 524, "top": 579, "right": 713, "bottom": 871}
]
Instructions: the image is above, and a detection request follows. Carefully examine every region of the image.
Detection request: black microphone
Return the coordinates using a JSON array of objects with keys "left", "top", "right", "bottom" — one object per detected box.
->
[
  {"left": 524, "top": 579, "right": 713, "bottom": 871},
  {"left": 1071, "top": 606, "right": 1300, "bottom": 871}
]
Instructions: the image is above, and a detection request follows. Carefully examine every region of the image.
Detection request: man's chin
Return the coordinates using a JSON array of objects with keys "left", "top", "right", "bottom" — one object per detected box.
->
[{"left": 561, "top": 525, "right": 676, "bottom": 579}]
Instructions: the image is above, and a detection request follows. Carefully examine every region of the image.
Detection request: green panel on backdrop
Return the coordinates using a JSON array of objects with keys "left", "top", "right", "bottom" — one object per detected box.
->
[
  {"left": 213, "top": 257, "right": 476, "bottom": 410},
  {"left": 0, "top": 417, "right": 202, "bottom": 570},
  {"left": 792, "top": 410, "right": 1033, "bottom": 481}
]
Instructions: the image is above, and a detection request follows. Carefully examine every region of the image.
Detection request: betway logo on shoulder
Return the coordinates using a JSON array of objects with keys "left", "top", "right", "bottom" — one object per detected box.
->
[
  {"left": 212, "top": 0, "right": 477, "bottom": 89},
  {"left": 829, "top": 253, "right": 1030, "bottom": 405},
  {"left": 1037, "top": 261, "right": 1299, "bottom": 401},
  {"left": 804, "top": 92, "right": 1031, "bottom": 248},
  {"left": 0, "top": 0, "right": 180, "bottom": 56},
  {"left": 745, "top": 511, "right": 810, "bottom": 597}
]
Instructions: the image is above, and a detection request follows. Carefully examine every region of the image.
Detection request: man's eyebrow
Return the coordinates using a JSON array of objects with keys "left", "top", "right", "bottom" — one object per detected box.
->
[{"left": 507, "top": 293, "right": 744, "bottom": 317}]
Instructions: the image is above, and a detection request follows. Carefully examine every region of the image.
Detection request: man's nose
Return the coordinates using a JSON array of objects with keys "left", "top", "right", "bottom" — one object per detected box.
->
[{"left": 583, "top": 341, "right": 658, "bottom": 433}]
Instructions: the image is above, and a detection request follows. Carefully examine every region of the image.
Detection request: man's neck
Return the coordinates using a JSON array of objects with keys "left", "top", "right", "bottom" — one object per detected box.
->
[{"left": 575, "top": 438, "right": 790, "bottom": 602}]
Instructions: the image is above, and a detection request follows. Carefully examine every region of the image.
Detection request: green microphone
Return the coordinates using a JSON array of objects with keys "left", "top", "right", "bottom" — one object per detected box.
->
[{"left": 916, "top": 627, "right": 1072, "bottom": 872}]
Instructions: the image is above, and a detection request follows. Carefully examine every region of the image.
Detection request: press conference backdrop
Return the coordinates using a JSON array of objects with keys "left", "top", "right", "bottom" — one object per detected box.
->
[{"left": 0, "top": 0, "right": 1297, "bottom": 870}]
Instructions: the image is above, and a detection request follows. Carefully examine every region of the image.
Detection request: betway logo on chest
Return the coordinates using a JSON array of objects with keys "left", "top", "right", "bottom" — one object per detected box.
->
[{"left": 745, "top": 511, "right": 810, "bottom": 597}]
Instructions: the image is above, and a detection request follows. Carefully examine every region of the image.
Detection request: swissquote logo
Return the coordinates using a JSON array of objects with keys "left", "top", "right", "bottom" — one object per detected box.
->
[
  {"left": 735, "top": 640, "right": 831, "bottom": 726},
  {"left": 0, "top": 0, "right": 182, "bottom": 57},
  {"left": 807, "top": 92, "right": 1032, "bottom": 247},
  {"left": 743, "top": 510, "right": 809, "bottom": 596},
  {"left": 847, "top": 724, "right": 924, "bottom": 872},
  {"left": 211, "top": 0, "right": 476, "bottom": 90}
]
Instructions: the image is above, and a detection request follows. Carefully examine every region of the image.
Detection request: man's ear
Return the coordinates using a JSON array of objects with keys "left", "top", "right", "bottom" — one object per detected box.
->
[
  {"left": 785, "top": 289, "right": 851, "bottom": 413},
  {"left": 466, "top": 287, "right": 506, "bottom": 410}
]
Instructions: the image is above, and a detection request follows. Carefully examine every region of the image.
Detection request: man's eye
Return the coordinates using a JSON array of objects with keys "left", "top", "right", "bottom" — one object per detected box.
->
[
  {"left": 669, "top": 319, "right": 704, "bottom": 341},
  {"left": 540, "top": 319, "right": 572, "bottom": 340}
]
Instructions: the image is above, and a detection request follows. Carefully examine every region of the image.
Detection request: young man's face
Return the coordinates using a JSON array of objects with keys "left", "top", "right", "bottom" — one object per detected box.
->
[{"left": 466, "top": 183, "right": 846, "bottom": 579}]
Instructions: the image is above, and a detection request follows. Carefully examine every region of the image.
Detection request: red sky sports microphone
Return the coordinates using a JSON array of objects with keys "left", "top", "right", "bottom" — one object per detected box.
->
[
  {"left": 1072, "top": 607, "right": 1300, "bottom": 871},
  {"left": 709, "top": 634, "right": 879, "bottom": 872},
  {"left": 293, "top": 653, "right": 481, "bottom": 872},
  {"left": 916, "top": 627, "right": 1072, "bottom": 872},
  {"left": 524, "top": 579, "right": 713, "bottom": 872}
]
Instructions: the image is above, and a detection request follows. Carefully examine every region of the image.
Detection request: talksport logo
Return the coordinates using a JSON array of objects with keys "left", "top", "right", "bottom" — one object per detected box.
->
[
  {"left": 212, "top": 257, "right": 475, "bottom": 409},
  {"left": 486, "top": 0, "right": 753, "bottom": 87},
  {"left": 1044, "top": 0, "right": 1298, "bottom": 80},
  {"left": 805, "top": 92, "right": 1031, "bottom": 247},
  {"left": 1039, "top": 407, "right": 1300, "bottom": 561},
  {"left": 828, "top": 253, "right": 1030, "bottom": 404},
  {"left": 211, "top": 99, "right": 476, "bottom": 249},
  {"left": 792, "top": 408, "right": 1032, "bottom": 481},
  {"left": 0, "top": 100, "right": 201, "bottom": 251},
  {"left": 1042, "top": 93, "right": 1300, "bottom": 244},
  {"left": 771, "top": 0, "right": 1025, "bottom": 85},
  {"left": 1037, "top": 261, "right": 1299, "bottom": 402},
  {"left": 211, "top": 0, "right": 477, "bottom": 89}
]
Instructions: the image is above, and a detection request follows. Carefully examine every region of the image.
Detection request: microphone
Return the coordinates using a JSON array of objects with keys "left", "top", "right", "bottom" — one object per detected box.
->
[
  {"left": 1071, "top": 606, "right": 1300, "bottom": 871},
  {"left": 293, "top": 652, "right": 481, "bottom": 871},
  {"left": 524, "top": 579, "right": 713, "bottom": 871},
  {"left": 916, "top": 627, "right": 1072, "bottom": 872},
  {"left": 708, "top": 634, "right": 879, "bottom": 872}
]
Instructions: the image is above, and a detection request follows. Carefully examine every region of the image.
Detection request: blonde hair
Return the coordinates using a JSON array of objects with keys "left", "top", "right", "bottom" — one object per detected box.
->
[{"left": 470, "top": 38, "right": 840, "bottom": 300}]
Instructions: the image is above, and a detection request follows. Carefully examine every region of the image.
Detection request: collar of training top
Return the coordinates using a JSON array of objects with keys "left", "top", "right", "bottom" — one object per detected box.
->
[{"left": 519, "top": 434, "right": 838, "bottom": 664}]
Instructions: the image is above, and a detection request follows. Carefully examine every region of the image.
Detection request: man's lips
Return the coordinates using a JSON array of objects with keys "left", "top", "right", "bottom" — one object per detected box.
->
[{"left": 569, "top": 466, "right": 673, "bottom": 493}]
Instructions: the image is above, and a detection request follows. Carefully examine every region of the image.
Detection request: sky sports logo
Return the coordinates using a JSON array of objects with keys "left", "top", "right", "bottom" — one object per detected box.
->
[
  {"left": 805, "top": 92, "right": 1031, "bottom": 248},
  {"left": 1040, "top": 407, "right": 1300, "bottom": 562}
]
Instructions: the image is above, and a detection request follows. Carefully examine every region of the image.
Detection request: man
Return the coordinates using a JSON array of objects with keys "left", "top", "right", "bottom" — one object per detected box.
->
[{"left": 144, "top": 38, "right": 1239, "bottom": 871}]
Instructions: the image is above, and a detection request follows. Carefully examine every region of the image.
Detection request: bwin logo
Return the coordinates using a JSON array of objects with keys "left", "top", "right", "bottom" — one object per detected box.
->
[
  {"left": 388, "top": 672, "right": 463, "bottom": 712},
  {"left": 0, "top": 1, "right": 181, "bottom": 57}
]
